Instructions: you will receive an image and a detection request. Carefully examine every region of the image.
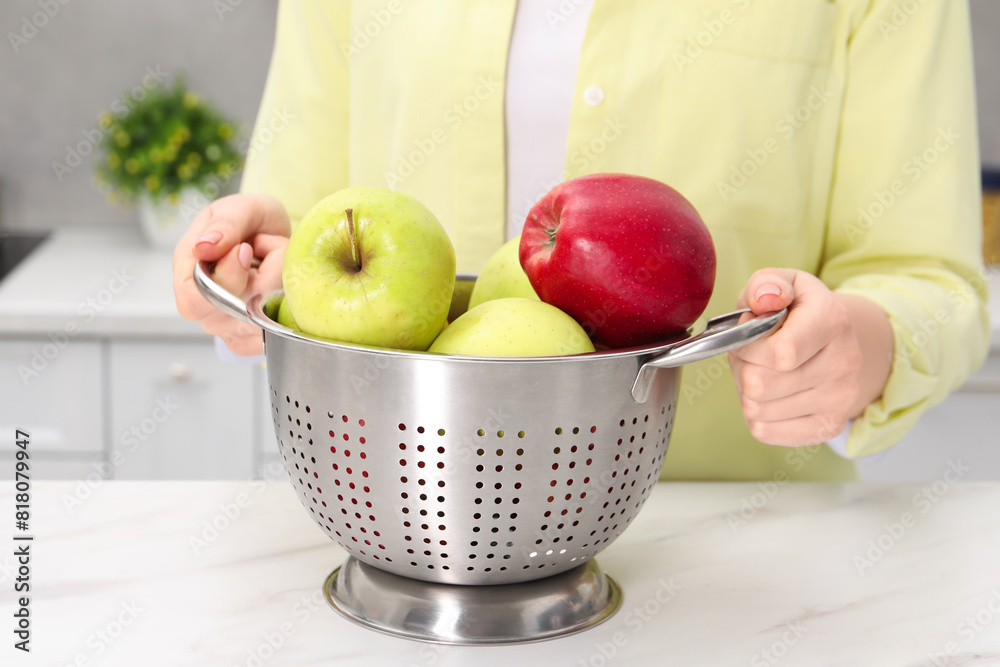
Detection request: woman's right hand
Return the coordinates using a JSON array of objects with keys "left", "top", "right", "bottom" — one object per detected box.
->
[{"left": 172, "top": 192, "right": 291, "bottom": 356}]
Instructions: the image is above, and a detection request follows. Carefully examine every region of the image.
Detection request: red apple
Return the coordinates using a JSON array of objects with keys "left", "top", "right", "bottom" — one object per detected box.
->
[{"left": 519, "top": 173, "right": 716, "bottom": 349}]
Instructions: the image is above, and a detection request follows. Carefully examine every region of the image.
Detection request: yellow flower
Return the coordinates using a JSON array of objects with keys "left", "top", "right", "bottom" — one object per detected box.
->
[
  {"left": 168, "top": 193, "right": 180, "bottom": 205},
  {"left": 217, "top": 123, "right": 233, "bottom": 140},
  {"left": 183, "top": 92, "right": 200, "bottom": 109},
  {"left": 186, "top": 152, "right": 202, "bottom": 167},
  {"left": 177, "top": 164, "right": 194, "bottom": 180},
  {"left": 177, "top": 126, "right": 191, "bottom": 141},
  {"left": 124, "top": 158, "right": 140, "bottom": 174},
  {"left": 105, "top": 153, "right": 121, "bottom": 169},
  {"left": 98, "top": 111, "right": 114, "bottom": 128},
  {"left": 149, "top": 148, "right": 163, "bottom": 163},
  {"left": 115, "top": 131, "right": 131, "bottom": 148},
  {"left": 205, "top": 145, "right": 221, "bottom": 161},
  {"left": 144, "top": 175, "right": 161, "bottom": 192},
  {"left": 163, "top": 146, "right": 177, "bottom": 163}
]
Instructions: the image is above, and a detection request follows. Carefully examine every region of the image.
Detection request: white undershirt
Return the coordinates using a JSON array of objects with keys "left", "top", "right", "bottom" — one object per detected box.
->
[{"left": 504, "top": 0, "right": 594, "bottom": 240}]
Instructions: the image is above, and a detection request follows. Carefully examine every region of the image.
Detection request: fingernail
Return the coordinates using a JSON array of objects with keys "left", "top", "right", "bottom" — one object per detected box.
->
[
  {"left": 196, "top": 231, "right": 223, "bottom": 246},
  {"left": 755, "top": 283, "right": 781, "bottom": 301},
  {"left": 238, "top": 243, "right": 253, "bottom": 270}
]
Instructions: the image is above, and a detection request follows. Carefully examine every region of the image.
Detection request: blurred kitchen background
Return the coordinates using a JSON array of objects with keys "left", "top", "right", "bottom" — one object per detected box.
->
[{"left": 0, "top": 1, "right": 997, "bottom": 482}]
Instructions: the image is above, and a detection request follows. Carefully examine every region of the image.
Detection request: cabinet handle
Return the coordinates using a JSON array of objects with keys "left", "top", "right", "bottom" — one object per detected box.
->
[{"left": 168, "top": 362, "right": 191, "bottom": 381}]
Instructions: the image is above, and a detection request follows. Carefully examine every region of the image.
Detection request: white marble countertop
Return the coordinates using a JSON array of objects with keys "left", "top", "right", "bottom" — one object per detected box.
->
[
  {"left": 2, "top": 480, "right": 999, "bottom": 666},
  {"left": 0, "top": 227, "right": 203, "bottom": 337}
]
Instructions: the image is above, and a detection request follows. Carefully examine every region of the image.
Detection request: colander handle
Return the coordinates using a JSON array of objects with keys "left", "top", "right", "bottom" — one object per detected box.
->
[
  {"left": 192, "top": 261, "right": 254, "bottom": 324},
  {"left": 630, "top": 307, "right": 788, "bottom": 403}
]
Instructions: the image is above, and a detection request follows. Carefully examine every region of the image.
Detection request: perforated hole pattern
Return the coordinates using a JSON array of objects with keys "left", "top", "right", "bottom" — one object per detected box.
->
[{"left": 272, "top": 393, "right": 672, "bottom": 585}]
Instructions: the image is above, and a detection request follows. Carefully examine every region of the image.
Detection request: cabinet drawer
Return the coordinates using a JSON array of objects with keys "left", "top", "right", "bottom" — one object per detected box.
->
[
  {"left": 0, "top": 338, "right": 104, "bottom": 454},
  {"left": 108, "top": 340, "right": 256, "bottom": 479}
]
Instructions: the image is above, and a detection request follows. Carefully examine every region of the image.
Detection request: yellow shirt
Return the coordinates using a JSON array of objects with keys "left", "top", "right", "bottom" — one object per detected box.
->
[{"left": 240, "top": 0, "right": 990, "bottom": 481}]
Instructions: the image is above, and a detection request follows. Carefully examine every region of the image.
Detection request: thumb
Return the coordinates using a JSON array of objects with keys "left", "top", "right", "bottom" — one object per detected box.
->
[{"left": 738, "top": 268, "right": 796, "bottom": 315}]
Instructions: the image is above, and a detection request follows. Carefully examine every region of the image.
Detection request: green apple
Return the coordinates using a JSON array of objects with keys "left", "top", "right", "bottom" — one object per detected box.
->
[
  {"left": 276, "top": 295, "right": 299, "bottom": 330},
  {"left": 468, "top": 235, "right": 538, "bottom": 310},
  {"left": 282, "top": 188, "right": 456, "bottom": 350},
  {"left": 262, "top": 293, "right": 284, "bottom": 322},
  {"left": 428, "top": 297, "right": 595, "bottom": 357}
]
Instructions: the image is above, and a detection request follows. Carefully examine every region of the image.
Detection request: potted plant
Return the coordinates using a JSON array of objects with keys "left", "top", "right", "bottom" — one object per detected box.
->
[{"left": 95, "top": 76, "right": 244, "bottom": 248}]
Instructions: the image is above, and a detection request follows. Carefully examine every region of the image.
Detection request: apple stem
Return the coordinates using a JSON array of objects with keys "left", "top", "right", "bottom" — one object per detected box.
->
[{"left": 346, "top": 208, "right": 362, "bottom": 271}]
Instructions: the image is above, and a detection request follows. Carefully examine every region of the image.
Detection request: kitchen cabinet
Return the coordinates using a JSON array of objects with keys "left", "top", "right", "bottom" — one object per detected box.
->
[
  {"left": 0, "top": 336, "right": 259, "bottom": 481},
  {"left": 0, "top": 229, "right": 262, "bottom": 481},
  {"left": 0, "top": 338, "right": 104, "bottom": 456},
  {"left": 107, "top": 340, "right": 255, "bottom": 479}
]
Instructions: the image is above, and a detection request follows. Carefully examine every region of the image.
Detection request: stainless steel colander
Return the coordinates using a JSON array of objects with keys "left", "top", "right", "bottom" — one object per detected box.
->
[
  {"left": 195, "top": 263, "right": 784, "bottom": 584},
  {"left": 194, "top": 263, "right": 785, "bottom": 642}
]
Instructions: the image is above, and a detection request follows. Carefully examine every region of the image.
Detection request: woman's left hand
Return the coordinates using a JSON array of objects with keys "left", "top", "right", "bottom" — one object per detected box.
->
[{"left": 728, "top": 268, "right": 894, "bottom": 447}]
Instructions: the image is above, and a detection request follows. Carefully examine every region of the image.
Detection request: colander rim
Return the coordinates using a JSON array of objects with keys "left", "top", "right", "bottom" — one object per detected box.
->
[{"left": 248, "top": 290, "right": 694, "bottom": 364}]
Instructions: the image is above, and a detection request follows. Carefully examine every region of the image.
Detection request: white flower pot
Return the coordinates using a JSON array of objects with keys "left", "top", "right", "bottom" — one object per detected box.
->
[{"left": 136, "top": 187, "right": 209, "bottom": 249}]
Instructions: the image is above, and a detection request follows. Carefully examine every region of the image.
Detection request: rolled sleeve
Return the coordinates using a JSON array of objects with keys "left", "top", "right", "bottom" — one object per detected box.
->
[{"left": 820, "top": 0, "right": 989, "bottom": 457}]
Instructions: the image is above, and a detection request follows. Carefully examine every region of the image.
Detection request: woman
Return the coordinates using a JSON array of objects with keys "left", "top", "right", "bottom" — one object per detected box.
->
[{"left": 173, "top": 0, "right": 989, "bottom": 481}]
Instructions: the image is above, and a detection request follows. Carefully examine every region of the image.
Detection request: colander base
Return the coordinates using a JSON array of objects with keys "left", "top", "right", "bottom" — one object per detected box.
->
[{"left": 323, "top": 556, "right": 622, "bottom": 645}]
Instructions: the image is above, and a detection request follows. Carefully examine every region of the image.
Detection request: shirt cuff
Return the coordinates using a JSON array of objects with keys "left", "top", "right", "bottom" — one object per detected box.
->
[{"left": 827, "top": 419, "right": 886, "bottom": 462}]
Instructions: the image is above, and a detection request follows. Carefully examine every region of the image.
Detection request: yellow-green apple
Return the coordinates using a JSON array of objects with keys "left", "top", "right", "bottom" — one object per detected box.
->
[
  {"left": 262, "top": 293, "right": 284, "bottom": 322},
  {"left": 428, "top": 297, "right": 595, "bottom": 357},
  {"left": 519, "top": 173, "right": 716, "bottom": 349},
  {"left": 282, "top": 187, "right": 456, "bottom": 350},
  {"left": 468, "top": 235, "right": 539, "bottom": 309},
  {"left": 276, "top": 295, "right": 299, "bottom": 330}
]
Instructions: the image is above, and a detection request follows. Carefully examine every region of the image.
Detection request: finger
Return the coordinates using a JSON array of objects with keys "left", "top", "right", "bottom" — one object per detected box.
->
[
  {"left": 744, "top": 414, "right": 850, "bottom": 447},
  {"left": 740, "top": 379, "right": 857, "bottom": 424},
  {"left": 177, "top": 242, "right": 252, "bottom": 323},
  {"left": 173, "top": 193, "right": 286, "bottom": 279},
  {"left": 250, "top": 233, "right": 290, "bottom": 257},
  {"left": 728, "top": 350, "right": 747, "bottom": 394},
  {"left": 190, "top": 193, "right": 291, "bottom": 262},
  {"left": 732, "top": 275, "right": 846, "bottom": 372},
  {"left": 212, "top": 242, "right": 253, "bottom": 297},
  {"left": 174, "top": 193, "right": 289, "bottom": 321},
  {"left": 732, "top": 343, "right": 858, "bottom": 403},
  {"left": 246, "top": 241, "right": 287, "bottom": 296},
  {"left": 736, "top": 268, "right": 796, "bottom": 314}
]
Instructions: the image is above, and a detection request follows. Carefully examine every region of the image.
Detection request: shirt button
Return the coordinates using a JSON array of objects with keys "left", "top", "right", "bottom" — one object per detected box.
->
[{"left": 583, "top": 85, "right": 605, "bottom": 106}]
